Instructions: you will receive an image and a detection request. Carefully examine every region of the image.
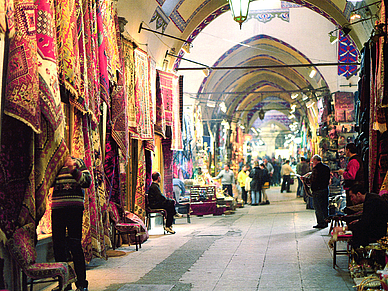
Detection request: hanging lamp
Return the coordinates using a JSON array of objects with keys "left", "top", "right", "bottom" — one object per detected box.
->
[{"left": 228, "top": 0, "right": 250, "bottom": 29}]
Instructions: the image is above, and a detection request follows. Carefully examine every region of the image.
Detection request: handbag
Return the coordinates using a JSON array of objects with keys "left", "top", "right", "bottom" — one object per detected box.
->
[{"left": 262, "top": 182, "right": 270, "bottom": 189}]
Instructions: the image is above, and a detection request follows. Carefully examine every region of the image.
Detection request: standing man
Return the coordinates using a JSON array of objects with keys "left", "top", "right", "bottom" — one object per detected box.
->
[
  {"left": 280, "top": 160, "right": 294, "bottom": 193},
  {"left": 302, "top": 155, "right": 331, "bottom": 229},
  {"left": 338, "top": 143, "right": 364, "bottom": 206},
  {"left": 296, "top": 157, "right": 310, "bottom": 198},
  {"left": 238, "top": 165, "right": 249, "bottom": 204},
  {"left": 148, "top": 172, "right": 177, "bottom": 234},
  {"left": 51, "top": 155, "right": 92, "bottom": 291},
  {"left": 263, "top": 158, "right": 274, "bottom": 186},
  {"left": 214, "top": 164, "right": 235, "bottom": 197}
]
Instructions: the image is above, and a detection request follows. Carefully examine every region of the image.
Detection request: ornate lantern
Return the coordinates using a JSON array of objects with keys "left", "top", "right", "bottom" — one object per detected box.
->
[{"left": 228, "top": 0, "right": 250, "bottom": 29}]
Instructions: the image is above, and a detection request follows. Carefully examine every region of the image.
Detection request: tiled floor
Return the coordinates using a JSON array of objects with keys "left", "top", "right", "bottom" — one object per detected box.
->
[{"left": 44, "top": 186, "right": 355, "bottom": 291}]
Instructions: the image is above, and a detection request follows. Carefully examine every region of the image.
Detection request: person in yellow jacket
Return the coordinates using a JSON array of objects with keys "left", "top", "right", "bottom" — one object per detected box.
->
[{"left": 238, "top": 165, "right": 249, "bottom": 204}]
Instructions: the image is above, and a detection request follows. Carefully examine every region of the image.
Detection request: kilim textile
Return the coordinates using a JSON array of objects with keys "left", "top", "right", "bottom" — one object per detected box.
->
[
  {"left": 171, "top": 75, "right": 183, "bottom": 150},
  {"left": 5, "top": 0, "right": 40, "bottom": 133},
  {"left": 111, "top": 18, "right": 129, "bottom": 160},
  {"left": 158, "top": 70, "right": 175, "bottom": 126},
  {"left": 133, "top": 48, "right": 153, "bottom": 140},
  {"left": 162, "top": 138, "right": 174, "bottom": 200},
  {"left": 104, "top": 124, "right": 121, "bottom": 206},
  {"left": 338, "top": 31, "right": 358, "bottom": 79},
  {"left": 334, "top": 92, "right": 355, "bottom": 123},
  {"left": 72, "top": 111, "right": 107, "bottom": 262},
  {"left": 150, "top": 58, "right": 157, "bottom": 124},
  {"left": 121, "top": 37, "right": 136, "bottom": 130},
  {"left": 82, "top": 0, "right": 101, "bottom": 124},
  {"left": 55, "top": 0, "right": 86, "bottom": 110},
  {"left": 155, "top": 71, "right": 166, "bottom": 137},
  {"left": 96, "top": 0, "right": 109, "bottom": 105},
  {"left": 376, "top": 0, "right": 388, "bottom": 108},
  {"left": 134, "top": 143, "right": 146, "bottom": 220}
]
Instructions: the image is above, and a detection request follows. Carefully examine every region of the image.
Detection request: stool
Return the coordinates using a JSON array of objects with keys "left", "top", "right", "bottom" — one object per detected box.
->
[{"left": 332, "top": 233, "right": 353, "bottom": 268}]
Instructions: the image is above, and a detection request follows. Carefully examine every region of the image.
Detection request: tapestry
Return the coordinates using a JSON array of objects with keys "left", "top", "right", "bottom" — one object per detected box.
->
[
  {"left": 145, "top": 146, "right": 152, "bottom": 194},
  {"left": 55, "top": 0, "right": 85, "bottom": 109},
  {"left": 155, "top": 71, "right": 166, "bottom": 137},
  {"left": 334, "top": 92, "right": 354, "bottom": 123},
  {"left": 171, "top": 75, "right": 183, "bottom": 150},
  {"left": 111, "top": 18, "right": 129, "bottom": 160},
  {"left": 0, "top": 116, "right": 33, "bottom": 238},
  {"left": 72, "top": 111, "right": 107, "bottom": 262},
  {"left": 158, "top": 70, "right": 175, "bottom": 126},
  {"left": 338, "top": 30, "right": 358, "bottom": 78},
  {"left": 82, "top": 0, "right": 101, "bottom": 125},
  {"left": 121, "top": 37, "right": 136, "bottom": 130},
  {"left": 134, "top": 143, "right": 146, "bottom": 220},
  {"left": 162, "top": 138, "right": 174, "bottom": 200},
  {"left": 96, "top": 0, "right": 109, "bottom": 105},
  {"left": 149, "top": 58, "right": 157, "bottom": 124},
  {"left": 376, "top": 0, "right": 388, "bottom": 108},
  {"left": 133, "top": 48, "right": 153, "bottom": 140},
  {"left": 99, "top": 0, "right": 120, "bottom": 82},
  {"left": 5, "top": 0, "right": 40, "bottom": 133},
  {"left": 36, "top": 0, "right": 63, "bottom": 131}
]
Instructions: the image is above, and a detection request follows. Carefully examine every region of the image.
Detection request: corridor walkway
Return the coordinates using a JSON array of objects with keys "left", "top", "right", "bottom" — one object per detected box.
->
[{"left": 69, "top": 187, "right": 355, "bottom": 290}]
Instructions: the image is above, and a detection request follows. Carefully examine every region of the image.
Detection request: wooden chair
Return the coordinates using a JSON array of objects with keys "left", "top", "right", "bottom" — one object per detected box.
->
[
  {"left": 145, "top": 194, "right": 167, "bottom": 234},
  {"left": 7, "top": 225, "right": 76, "bottom": 291},
  {"left": 109, "top": 202, "right": 145, "bottom": 251}
]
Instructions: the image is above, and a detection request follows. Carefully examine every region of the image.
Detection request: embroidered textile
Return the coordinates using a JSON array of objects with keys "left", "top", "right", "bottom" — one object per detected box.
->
[
  {"left": 155, "top": 71, "right": 166, "bottom": 137},
  {"left": 134, "top": 143, "right": 146, "bottom": 220},
  {"left": 55, "top": 0, "right": 85, "bottom": 109},
  {"left": 5, "top": 0, "right": 40, "bottom": 133},
  {"left": 72, "top": 111, "right": 107, "bottom": 262},
  {"left": 158, "top": 70, "right": 175, "bottom": 126},
  {"left": 96, "top": 0, "right": 109, "bottom": 105},
  {"left": 82, "top": 0, "right": 100, "bottom": 124},
  {"left": 162, "top": 138, "right": 174, "bottom": 200},
  {"left": 338, "top": 31, "right": 358, "bottom": 78},
  {"left": 111, "top": 21, "right": 129, "bottom": 159},
  {"left": 121, "top": 37, "right": 136, "bottom": 129},
  {"left": 171, "top": 76, "right": 182, "bottom": 150},
  {"left": 133, "top": 48, "right": 153, "bottom": 140}
]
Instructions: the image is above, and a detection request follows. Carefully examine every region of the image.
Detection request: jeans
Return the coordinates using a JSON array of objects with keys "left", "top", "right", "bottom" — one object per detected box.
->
[
  {"left": 222, "top": 184, "right": 233, "bottom": 197},
  {"left": 251, "top": 190, "right": 261, "bottom": 205},
  {"left": 52, "top": 207, "right": 88, "bottom": 288},
  {"left": 281, "top": 175, "right": 291, "bottom": 192},
  {"left": 312, "top": 188, "right": 329, "bottom": 226},
  {"left": 297, "top": 177, "right": 304, "bottom": 197},
  {"left": 241, "top": 186, "right": 247, "bottom": 203}
]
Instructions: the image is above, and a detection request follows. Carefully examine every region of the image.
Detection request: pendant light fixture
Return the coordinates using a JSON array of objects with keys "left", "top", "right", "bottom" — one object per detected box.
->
[{"left": 228, "top": 0, "right": 251, "bottom": 29}]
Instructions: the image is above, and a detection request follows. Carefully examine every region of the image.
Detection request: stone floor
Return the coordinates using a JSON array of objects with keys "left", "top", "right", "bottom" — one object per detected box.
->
[{"left": 43, "top": 186, "right": 355, "bottom": 291}]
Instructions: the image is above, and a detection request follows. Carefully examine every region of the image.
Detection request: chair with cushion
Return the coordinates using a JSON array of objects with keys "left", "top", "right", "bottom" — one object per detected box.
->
[
  {"left": 109, "top": 202, "right": 146, "bottom": 251},
  {"left": 145, "top": 194, "right": 167, "bottom": 234},
  {"left": 7, "top": 224, "right": 76, "bottom": 291}
]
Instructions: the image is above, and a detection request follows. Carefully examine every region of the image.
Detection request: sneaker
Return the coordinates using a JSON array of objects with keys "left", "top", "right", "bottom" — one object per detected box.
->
[
  {"left": 174, "top": 213, "right": 183, "bottom": 218},
  {"left": 164, "top": 226, "right": 176, "bottom": 234},
  {"left": 266, "top": 200, "right": 270, "bottom": 205}
]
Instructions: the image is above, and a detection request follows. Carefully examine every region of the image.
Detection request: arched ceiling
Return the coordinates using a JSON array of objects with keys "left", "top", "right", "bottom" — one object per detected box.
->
[{"left": 119, "top": 0, "right": 379, "bottom": 133}]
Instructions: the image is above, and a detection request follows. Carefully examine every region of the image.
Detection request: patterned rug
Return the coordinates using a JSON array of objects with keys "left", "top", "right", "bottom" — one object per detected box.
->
[
  {"left": 162, "top": 138, "right": 174, "bottom": 200},
  {"left": 134, "top": 142, "right": 146, "bottom": 220},
  {"left": 158, "top": 70, "right": 175, "bottom": 127},
  {"left": 155, "top": 71, "right": 166, "bottom": 137}
]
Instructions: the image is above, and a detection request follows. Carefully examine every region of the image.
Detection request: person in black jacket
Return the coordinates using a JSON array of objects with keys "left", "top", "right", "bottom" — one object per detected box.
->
[
  {"left": 302, "top": 154, "right": 331, "bottom": 229},
  {"left": 333, "top": 184, "right": 388, "bottom": 247},
  {"left": 249, "top": 161, "right": 263, "bottom": 205},
  {"left": 148, "top": 172, "right": 177, "bottom": 234}
]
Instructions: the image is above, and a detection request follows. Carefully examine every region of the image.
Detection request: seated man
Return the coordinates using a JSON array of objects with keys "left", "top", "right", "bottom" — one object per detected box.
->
[
  {"left": 148, "top": 172, "right": 177, "bottom": 234},
  {"left": 334, "top": 183, "right": 388, "bottom": 247}
]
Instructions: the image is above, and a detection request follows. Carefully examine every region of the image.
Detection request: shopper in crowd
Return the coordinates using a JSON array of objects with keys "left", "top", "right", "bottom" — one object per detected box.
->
[
  {"left": 338, "top": 142, "right": 364, "bottom": 206},
  {"left": 51, "top": 155, "right": 92, "bottom": 291},
  {"left": 296, "top": 157, "right": 310, "bottom": 198},
  {"left": 263, "top": 158, "right": 274, "bottom": 186},
  {"left": 302, "top": 154, "right": 331, "bottom": 229},
  {"left": 280, "top": 160, "right": 294, "bottom": 193},
  {"left": 213, "top": 163, "right": 235, "bottom": 197},
  {"left": 238, "top": 158, "right": 245, "bottom": 172},
  {"left": 245, "top": 164, "right": 252, "bottom": 204},
  {"left": 333, "top": 184, "right": 388, "bottom": 247},
  {"left": 238, "top": 164, "right": 249, "bottom": 204},
  {"left": 272, "top": 159, "right": 281, "bottom": 186},
  {"left": 249, "top": 161, "right": 263, "bottom": 205},
  {"left": 148, "top": 172, "right": 178, "bottom": 234},
  {"left": 259, "top": 162, "right": 270, "bottom": 205}
]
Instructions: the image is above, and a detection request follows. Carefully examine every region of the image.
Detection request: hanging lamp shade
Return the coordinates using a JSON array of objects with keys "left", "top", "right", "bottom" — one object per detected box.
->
[{"left": 228, "top": 0, "right": 250, "bottom": 29}]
